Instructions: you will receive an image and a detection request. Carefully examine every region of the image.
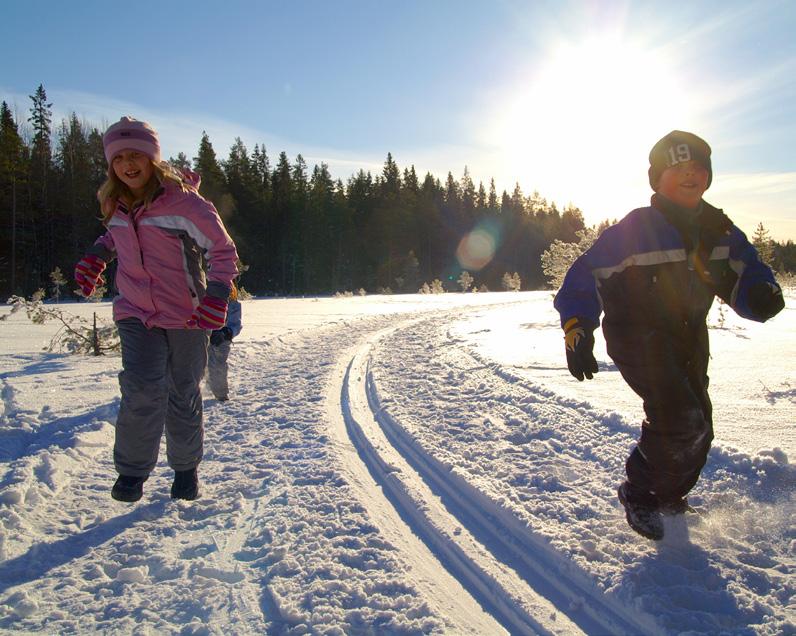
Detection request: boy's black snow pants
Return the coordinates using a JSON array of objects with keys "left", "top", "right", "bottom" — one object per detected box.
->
[
  {"left": 612, "top": 342, "right": 714, "bottom": 507},
  {"left": 114, "top": 318, "right": 209, "bottom": 477}
]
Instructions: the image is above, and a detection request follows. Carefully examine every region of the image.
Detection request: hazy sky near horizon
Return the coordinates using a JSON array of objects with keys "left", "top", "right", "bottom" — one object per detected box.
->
[{"left": 2, "top": 0, "right": 795, "bottom": 239}]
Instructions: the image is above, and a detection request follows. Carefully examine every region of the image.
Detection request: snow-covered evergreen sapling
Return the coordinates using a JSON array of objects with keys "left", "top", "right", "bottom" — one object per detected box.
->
[
  {"left": 0, "top": 291, "right": 119, "bottom": 355},
  {"left": 49, "top": 267, "right": 66, "bottom": 302},
  {"left": 457, "top": 271, "right": 474, "bottom": 292},
  {"left": 541, "top": 227, "right": 597, "bottom": 290},
  {"left": 501, "top": 272, "right": 522, "bottom": 291}
]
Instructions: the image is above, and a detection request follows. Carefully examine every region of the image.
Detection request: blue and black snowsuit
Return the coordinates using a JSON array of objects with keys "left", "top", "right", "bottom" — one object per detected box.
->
[
  {"left": 206, "top": 298, "right": 242, "bottom": 400},
  {"left": 555, "top": 194, "right": 784, "bottom": 507}
]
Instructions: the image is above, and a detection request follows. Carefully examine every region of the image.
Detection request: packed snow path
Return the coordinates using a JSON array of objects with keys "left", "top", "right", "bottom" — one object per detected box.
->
[{"left": 0, "top": 296, "right": 793, "bottom": 634}]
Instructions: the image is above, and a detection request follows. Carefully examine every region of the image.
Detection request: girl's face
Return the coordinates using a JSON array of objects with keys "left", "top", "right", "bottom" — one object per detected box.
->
[
  {"left": 111, "top": 150, "right": 154, "bottom": 198},
  {"left": 656, "top": 160, "right": 709, "bottom": 210}
]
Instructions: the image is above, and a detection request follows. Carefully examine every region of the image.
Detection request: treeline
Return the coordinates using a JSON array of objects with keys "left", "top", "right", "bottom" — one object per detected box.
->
[
  {"left": 0, "top": 85, "right": 590, "bottom": 298},
  {"left": 1, "top": 85, "right": 794, "bottom": 299}
]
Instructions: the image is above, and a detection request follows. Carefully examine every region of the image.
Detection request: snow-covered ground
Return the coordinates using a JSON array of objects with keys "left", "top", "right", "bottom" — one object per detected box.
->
[{"left": 0, "top": 291, "right": 793, "bottom": 635}]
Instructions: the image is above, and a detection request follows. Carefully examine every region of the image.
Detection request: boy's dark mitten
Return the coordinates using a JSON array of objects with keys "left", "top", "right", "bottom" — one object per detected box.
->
[
  {"left": 563, "top": 317, "right": 598, "bottom": 381},
  {"left": 210, "top": 327, "right": 233, "bottom": 346},
  {"left": 747, "top": 281, "right": 785, "bottom": 321}
]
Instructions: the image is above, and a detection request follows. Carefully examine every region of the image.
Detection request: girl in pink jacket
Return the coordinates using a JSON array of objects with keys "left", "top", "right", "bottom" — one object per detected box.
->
[{"left": 74, "top": 116, "right": 238, "bottom": 503}]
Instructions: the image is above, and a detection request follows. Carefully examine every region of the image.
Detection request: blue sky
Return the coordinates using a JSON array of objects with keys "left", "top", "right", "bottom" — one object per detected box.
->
[{"left": 2, "top": 0, "right": 795, "bottom": 239}]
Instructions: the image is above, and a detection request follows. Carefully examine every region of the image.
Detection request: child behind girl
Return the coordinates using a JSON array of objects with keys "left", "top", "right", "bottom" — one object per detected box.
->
[
  {"left": 74, "top": 116, "right": 238, "bottom": 502},
  {"left": 206, "top": 281, "right": 243, "bottom": 401}
]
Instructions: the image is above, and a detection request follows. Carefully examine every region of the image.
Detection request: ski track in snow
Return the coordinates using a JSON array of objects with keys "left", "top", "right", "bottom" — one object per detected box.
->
[
  {"left": 0, "top": 299, "right": 793, "bottom": 634},
  {"left": 366, "top": 309, "right": 795, "bottom": 636}
]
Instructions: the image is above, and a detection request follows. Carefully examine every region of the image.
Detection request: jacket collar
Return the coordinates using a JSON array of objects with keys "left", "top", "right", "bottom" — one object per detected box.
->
[{"left": 652, "top": 193, "right": 734, "bottom": 283}]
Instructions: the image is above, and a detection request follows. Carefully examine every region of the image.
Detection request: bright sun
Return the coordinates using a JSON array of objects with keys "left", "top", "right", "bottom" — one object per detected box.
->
[{"left": 491, "top": 34, "right": 697, "bottom": 222}]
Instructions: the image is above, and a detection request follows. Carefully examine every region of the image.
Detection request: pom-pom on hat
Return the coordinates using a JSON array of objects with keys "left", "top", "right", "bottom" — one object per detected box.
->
[
  {"left": 103, "top": 116, "right": 161, "bottom": 164},
  {"left": 648, "top": 130, "right": 712, "bottom": 190}
]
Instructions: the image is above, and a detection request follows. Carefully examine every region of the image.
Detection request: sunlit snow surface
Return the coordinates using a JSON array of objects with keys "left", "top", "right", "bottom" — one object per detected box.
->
[{"left": 0, "top": 291, "right": 793, "bottom": 635}]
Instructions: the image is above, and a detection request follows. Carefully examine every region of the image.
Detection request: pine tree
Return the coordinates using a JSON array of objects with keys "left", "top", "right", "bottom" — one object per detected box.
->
[
  {"left": 56, "top": 113, "right": 99, "bottom": 261},
  {"left": 347, "top": 169, "right": 377, "bottom": 289},
  {"left": 460, "top": 167, "right": 476, "bottom": 221},
  {"left": 49, "top": 266, "right": 66, "bottom": 302},
  {"left": 307, "top": 162, "right": 336, "bottom": 291},
  {"left": 271, "top": 152, "right": 293, "bottom": 292},
  {"left": 381, "top": 152, "right": 401, "bottom": 194},
  {"left": 0, "top": 101, "right": 27, "bottom": 295},
  {"left": 488, "top": 178, "right": 498, "bottom": 212},
  {"left": 224, "top": 138, "right": 265, "bottom": 289},
  {"left": 476, "top": 182, "right": 487, "bottom": 214},
  {"left": 457, "top": 270, "right": 473, "bottom": 292},
  {"left": 752, "top": 222, "right": 775, "bottom": 267},
  {"left": 28, "top": 85, "right": 52, "bottom": 207},
  {"left": 169, "top": 152, "right": 191, "bottom": 171},
  {"left": 290, "top": 154, "right": 309, "bottom": 292},
  {"left": 27, "top": 84, "right": 55, "bottom": 289},
  {"left": 541, "top": 227, "right": 597, "bottom": 289},
  {"left": 193, "top": 131, "right": 233, "bottom": 219}
]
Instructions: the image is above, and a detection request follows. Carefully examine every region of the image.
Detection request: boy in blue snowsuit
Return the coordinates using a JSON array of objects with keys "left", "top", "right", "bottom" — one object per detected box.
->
[{"left": 554, "top": 131, "right": 784, "bottom": 540}]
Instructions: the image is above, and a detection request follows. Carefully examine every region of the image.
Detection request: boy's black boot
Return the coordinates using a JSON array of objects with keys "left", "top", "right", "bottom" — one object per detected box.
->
[
  {"left": 617, "top": 482, "right": 664, "bottom": 540},
  {"left": 659, "top": 497, "right": 696, "bottom": 516},
  {"left": 111, "top": 475, "right": 147, "bottom": 502},
  {"left": 171, "top": 468, "right": 200, "bottom": 501}
]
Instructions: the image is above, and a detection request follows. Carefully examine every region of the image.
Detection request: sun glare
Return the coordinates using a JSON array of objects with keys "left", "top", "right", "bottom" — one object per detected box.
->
[{"left": 491, "top": 34, "right": 697, "bottom": 222}]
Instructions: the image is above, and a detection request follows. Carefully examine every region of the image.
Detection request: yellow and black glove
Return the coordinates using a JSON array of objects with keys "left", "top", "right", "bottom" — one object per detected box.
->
[{"left": 563, "top": 317, "right": 598, "bottom": 381}]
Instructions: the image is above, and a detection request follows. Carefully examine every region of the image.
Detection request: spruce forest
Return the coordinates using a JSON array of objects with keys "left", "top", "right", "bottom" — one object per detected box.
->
[{"left": 2, "top": 85, "right": 794, "bottom": 299}]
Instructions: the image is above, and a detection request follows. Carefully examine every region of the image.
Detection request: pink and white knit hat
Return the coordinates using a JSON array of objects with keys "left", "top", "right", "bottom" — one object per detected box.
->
[{"left": 103, "top": 116, "right": 161, "bottom": 164}]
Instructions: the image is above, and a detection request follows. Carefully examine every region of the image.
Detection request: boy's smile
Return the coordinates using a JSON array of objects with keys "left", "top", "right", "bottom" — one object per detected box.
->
[{"left": 656, "top": 160, "right": 709, "bottom": 209}]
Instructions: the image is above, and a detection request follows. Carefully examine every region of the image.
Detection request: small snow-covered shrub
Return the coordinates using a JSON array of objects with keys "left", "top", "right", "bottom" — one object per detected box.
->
[
  {"left": 1, "top": 292, "right": 119, "bottom": 355},
  {"left": 458, "top": 271, "right": 473, "bottom": 292},
  {"left": 501, "top": 272, "right": 521, "bottom": 292},
  {"left": 541, "top": 227, "right": 597, "bottom": 290}
]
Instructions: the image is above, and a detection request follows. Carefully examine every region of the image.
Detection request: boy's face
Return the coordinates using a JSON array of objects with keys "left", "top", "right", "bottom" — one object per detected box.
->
[{"left": 656, "top": 160, "right": 709, "bottom": 209}]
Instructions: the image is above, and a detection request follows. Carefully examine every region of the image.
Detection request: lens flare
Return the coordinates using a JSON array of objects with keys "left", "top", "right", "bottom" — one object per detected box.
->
[{"left": 456, "top": 221, "right": 501, "bottom": 271}]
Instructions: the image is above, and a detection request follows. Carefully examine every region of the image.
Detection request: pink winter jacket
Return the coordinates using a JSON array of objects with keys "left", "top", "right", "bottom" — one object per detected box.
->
[{"left": 87, "top": 174, "right": 238, "bottom": 329}]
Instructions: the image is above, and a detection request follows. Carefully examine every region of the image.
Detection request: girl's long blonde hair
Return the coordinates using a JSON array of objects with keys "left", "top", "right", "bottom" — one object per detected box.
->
[{"left": 97, "top": 160, "right": 196, "bottom": 225}]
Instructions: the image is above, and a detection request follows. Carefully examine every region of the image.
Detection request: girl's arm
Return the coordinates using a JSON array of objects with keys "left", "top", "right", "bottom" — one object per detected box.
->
[
  {"left": 185, "top": 196, "right": 239, "bottom": 299},
  {"left": 86, "top": 230, "right": 117, "bottom": 263}
]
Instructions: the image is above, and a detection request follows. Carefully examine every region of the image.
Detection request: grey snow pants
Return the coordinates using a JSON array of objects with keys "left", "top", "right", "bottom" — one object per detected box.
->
[
  {"left": 206, "top": 340, "right": 232, "bottom": 399},
  {"left": 115, "top": 318, "right": 209, "bottom": 477}
]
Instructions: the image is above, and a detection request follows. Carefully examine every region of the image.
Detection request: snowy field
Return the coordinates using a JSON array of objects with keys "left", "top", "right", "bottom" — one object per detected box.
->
[{"left": 0, "top": 290, "right": 793, "bottom": 635}]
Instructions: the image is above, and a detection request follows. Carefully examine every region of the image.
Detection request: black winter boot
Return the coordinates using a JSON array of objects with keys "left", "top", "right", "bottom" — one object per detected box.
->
[
  {"left": 659, "top": 497, "right": 696, "bottom": 516},
  {"left": 617, "top": 482, "right": 664, "bottom": 540},
  {"left": 112, "top": 475, "right": 147, "bottom": 502},
  {"left": 171, "top": 468, "right": 200, "bottom": 500}
]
